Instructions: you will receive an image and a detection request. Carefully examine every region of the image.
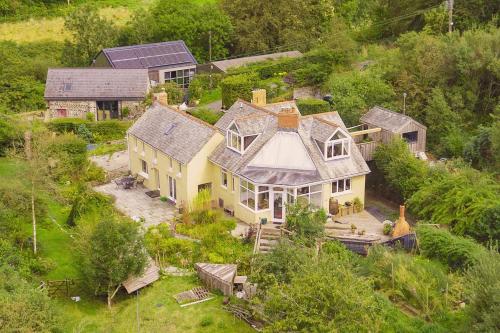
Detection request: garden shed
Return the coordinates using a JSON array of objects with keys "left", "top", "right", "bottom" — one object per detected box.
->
[
  {"left": 195, "top": 263, "right": 237, "bottom": 296},
  {"left": 360, "top": 106, "right": 427, "bottom": 154},
  {"left": 122, "top": 260, "right": 160, "bottom": 294}
]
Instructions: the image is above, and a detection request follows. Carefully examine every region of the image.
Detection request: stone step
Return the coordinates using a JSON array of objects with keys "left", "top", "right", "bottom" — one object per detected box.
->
[{"left": 259, "top": 239, "right": 278, "bottom": 245}]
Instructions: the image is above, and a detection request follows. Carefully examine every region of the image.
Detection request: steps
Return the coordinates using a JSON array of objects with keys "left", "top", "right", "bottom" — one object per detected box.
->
[{"left": 254, "top": 226, "right": 282, "bottom": 254}]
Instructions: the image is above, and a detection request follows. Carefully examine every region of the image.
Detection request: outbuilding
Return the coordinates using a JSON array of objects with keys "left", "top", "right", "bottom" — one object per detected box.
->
[
  {"left": 360, "top": 106, "right": 427, "bottom": 154},
  {"left": 93, "top": 40, "right": 197, "bottom": 87},
  {"left": 44, "top": 68, "right": 150, "bottom": 120}
]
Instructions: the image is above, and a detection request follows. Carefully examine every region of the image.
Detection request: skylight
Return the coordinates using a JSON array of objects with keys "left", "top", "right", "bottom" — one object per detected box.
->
[{"left": 63, "top": 83, "right": 72, "bottom": 91}]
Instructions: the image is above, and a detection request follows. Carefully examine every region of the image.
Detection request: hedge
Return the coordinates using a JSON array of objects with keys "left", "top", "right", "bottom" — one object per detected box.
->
[
  {"left": 416, "top": 225, "right": 487, "bottom": 270},
  {"left": 220, "top": 73, "right": 257, "bottom": 109},
  {"left": 188, "top": 73, "right": 224, "bottom": 100},
  {"left": 296, "top": 98, "right": 330, "bottom": 115},
  {"left": 47, "top": 119, "right": 132, "bottom": 142}
]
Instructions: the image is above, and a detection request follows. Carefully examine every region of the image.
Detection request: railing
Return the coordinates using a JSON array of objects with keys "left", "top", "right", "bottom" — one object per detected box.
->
[
  {"left": 356, "top": 141, "right": 379, "bottom": 161},
  {"left": 253, "top": 223, "right": 263, "bottom": 255}
]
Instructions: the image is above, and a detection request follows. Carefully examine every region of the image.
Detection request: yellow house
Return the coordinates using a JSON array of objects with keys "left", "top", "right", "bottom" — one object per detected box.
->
[{"left": 127, "top": 90, "right": 370, "bottom": 225}]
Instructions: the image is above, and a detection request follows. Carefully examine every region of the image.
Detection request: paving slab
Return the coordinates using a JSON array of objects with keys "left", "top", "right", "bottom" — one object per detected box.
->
[{"left": 94, "top": 182, "right": 177, "bottom": 228}]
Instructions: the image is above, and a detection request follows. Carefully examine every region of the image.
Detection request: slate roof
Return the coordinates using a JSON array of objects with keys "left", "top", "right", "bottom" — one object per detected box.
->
[
  {"left": 127, "top": 103, "right": 217, "bottom": 164},
  {"left": 100, "top": 41, "right": 197, "bottom": 70},
  {"left": 262, "top": 101, "right": 299, "bottom": 114},
  {"left": 209, "top": 100, "right": 370, "bottom": 186},
  {"left": 211, "top": 51, "right": 302, "bottom": 73},
  {"left": 44, "top": 68, "right": 149, "bottom": 100},
  {"left": 361, "top": 106, "right": 426, "bottom": 133},
  {"left": 310, "top": 117, "right": 339, "bottom": 142}
]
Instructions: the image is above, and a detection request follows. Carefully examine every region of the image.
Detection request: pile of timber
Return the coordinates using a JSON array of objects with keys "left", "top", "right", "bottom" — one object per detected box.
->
[{"left": 223, "top": 304, "right": 264, "bottom": 331}]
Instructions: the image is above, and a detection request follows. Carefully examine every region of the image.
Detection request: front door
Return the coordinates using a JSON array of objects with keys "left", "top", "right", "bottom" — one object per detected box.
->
[{"left": 272, "top": 189, "right": 285, "bottom": 223}]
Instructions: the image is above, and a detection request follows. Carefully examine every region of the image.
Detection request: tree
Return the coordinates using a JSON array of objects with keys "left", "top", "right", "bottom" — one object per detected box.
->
[
  {"left": 285, "top": 202, "right": 327, "bottom": 245},
  {"left": 77, "top": 219, "right": 147, "bottom": 308},
  {"left": 62, "top": 5, "right": 118, "bottom": 66},
  {"left": 122, "top": 0, "right": 233, "bottom": 62},
  {"left": 221, "top": 0, "right": 334, "bottom": 53}
]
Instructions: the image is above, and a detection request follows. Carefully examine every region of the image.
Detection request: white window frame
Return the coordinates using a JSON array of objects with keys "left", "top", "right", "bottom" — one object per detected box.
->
[
  {"left": 168, "top": 176, "right": 177, "bottom": 201},
  {"left": 332, "top": 177, "right": 352, "bottom": 196},
  {"left": 221, "top": 169, "right": 228, "bottom": 189},
  {"left": 140, "top": 160, "right": 149, "bottom": 178},
  {"left": 296, "top": 184, "right": 322, "bottom": 208},
  {"left": 239, "top": 179, "right": 256, "bottom": 211},
  {"left": 226, "top": 121, "right": 259, "bottom": 154},
  {"left": 317, "top": 128, "right": 351, "bottom": 161},
  {"left": 231, "top": 176, "right": 236, "bottom": 192},
  {"left": 257, "top": 186, "right": 270, "bottom": 211}
]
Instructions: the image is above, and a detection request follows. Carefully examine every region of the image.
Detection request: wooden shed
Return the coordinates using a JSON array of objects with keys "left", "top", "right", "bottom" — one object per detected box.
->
[
  {"left": 122, "top": 260, "right": 160, "bottom": 294},
  {"left": 195, "top": 263, "right": 237, "bottom": 296},
  {"left": 360, "top": 106, "right": 427, "bottom": 154}
]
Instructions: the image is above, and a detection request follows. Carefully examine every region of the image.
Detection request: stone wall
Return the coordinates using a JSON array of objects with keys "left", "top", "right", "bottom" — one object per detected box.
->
[
  {"left": 121, "top": 100, "right": 144, "bottom": 119},
  {"left": 47, "top": 100, "right": 96, "bottom": 119}
]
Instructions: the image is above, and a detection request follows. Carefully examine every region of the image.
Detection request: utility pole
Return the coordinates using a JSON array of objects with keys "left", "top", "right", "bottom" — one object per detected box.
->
[
  {"left": 24, "top": 130, "right": 37, "bottom": 255},
  {"left": 209, "top": 30, "right": 213, "bottom": 89},
  {"left": 403, "top": 92, "right": 407, "bottom": 115},
  {"left": 447, "top": 0, "right": 454, "bottom": 34},
  {"left": 136, "top": 290, "right": 140, "bottom": 333}
]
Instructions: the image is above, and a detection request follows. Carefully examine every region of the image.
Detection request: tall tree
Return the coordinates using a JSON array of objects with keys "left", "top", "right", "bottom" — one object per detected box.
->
[
  {"left": 221, "top": 0, "right": 334, "bottom": 54},
  {"left": 62, "top": 5, "right": 118, "bottom": 66},
  {"left": 77, "top": 219, "right": 147, "bottom": 308}
]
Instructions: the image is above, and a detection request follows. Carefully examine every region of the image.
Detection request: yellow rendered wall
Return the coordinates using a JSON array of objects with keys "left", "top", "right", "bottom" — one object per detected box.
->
[{"left": 323, "top": 175, "right": 366, "bottom": 208}]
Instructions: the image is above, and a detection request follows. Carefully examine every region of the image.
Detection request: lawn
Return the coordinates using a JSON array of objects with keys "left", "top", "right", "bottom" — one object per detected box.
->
[{"left": 52, "top": 276, "right": 254, "bottom": 333}]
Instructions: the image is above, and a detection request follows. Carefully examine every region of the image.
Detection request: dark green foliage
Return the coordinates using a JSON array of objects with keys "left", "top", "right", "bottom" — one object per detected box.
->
[
  {"left": 408, "top": 166, "right": 499, "bottom": 242},
  {"left": 66, "top": 183, "right": 111, "bottom": 227},
  {"left": 221, "top": 0, "right": 334, "bottom": 53},
  {"left": 0, "top": 115, "right": 23, "bottom": 156},
  {"left": 47, "top": 118, "right": 131, "bottom": 143},
  {"left": 0, "top": 265, "right": 60, "bottom": 332},
  {"left": 296, "top": 98, "right": 330, "bottom": 115},
  {"left": 188, "top": 108, "right": 222, "bottom": 125},
  {"left": 325, "top": 71, "right": 395, "bottom": 126},
  {"left": 76, "top": 124, "right": 94, "bottom": 143},
  {"left": 62, "top": 5, "right": 118, "bottom": 66},
  {"left": 373, "top": 139, "right": 428, "bottom": 200},
  {"left": 416, "top": 225, "right": 487, "bottom": 270},
  {"left": 220, "top": 74, "right": 257, "bottom": 109},
  {"left": 0, "top": 40, "right": 62, "bottom": 113},
  {"left": 463, "top": 125, "right": 496, "bottom": 171},
  {"left": 464, "top": 251, "right": 500, "bottom": 332},
  {"left": 144, "top": 224, "right": 196, "bottom": 268},
  {"left": 45, "top": 133, "right": 87, "bottom": 180},
  {"left": 285, "top": 202, "right": 327, "bottom": 245},
  {"left": 121, "top": 0, "right": 233, "bottom": 62}
]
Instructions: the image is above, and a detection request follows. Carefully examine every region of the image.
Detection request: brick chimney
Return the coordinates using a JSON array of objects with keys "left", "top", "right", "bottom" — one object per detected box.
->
[
  {"left": 277, "top": 106, "right": 299, "bottom": 130},
  {"left": 252, "top": 89, "right": 266, "bottom": 107},
  {"left": 153, "top": 90, "right": 168, "bottom": 106}
]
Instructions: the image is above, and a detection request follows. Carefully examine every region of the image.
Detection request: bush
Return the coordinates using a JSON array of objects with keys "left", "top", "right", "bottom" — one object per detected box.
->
[
  {"left": 87, "top": 121, "right": 131, "bottom": 142},
  {"left": 296, "top": 98, "right": 330, "bottom": 115},
  {"left": 285, "top": 202, "right": 327, "bottom": 245},
  {"left": 416, "top": 226, "right": 487, "bottom": 270},
  {"left": 188, "top": 107, "right": 222, "bottom": 125},
  {"left": 188, "top": 73, "right": 223, "bottom": 101},
  {"left": 464, "top": 251, "right": 500, "bottom": 332},
  {"left": 220, "top": 73, "right": 257, "bottom": 109},
  {"left": 149, "top": 82, "right": 184, "bottom": 105},
  {"left": 47, "top": 118, "right": 87, "bottom": 134},
  {"left": 145, "top": 224, "right": 196, "bottom": 268},
  {"left": 0, "top": 115, "right": 23, "bottom": 156},
  {"left": 45, "top": 133, "right": 87, "bottom": 180},
  {"left": 76, "top": 124, "right": 94, "bottom": 143}
]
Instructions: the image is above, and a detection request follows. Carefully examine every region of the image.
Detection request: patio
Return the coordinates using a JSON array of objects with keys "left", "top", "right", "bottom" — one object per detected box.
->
[
  {"left": 94, "top": 182, "right": 177, "bottom": 228},
  {"left": 325, "top": 209, "right": 391, "bottom": 242}
]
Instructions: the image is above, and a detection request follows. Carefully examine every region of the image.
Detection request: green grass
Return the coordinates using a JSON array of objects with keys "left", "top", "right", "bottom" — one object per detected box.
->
[
  {"left": 53, "top": 276, "right": 254, "bottom": 333},
  {"left": 89, "top": 142, "right": 127, "bottom": 157},
  {"left": 199, "top": 87, "right": 222, "bottom": 105}
]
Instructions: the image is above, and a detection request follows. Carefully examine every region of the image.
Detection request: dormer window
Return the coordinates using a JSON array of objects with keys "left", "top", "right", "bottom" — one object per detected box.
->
[
  {"left": 227, "top": 122, "right": 259, "bottom": 154},
  {"left": 317, "top": 129, "right": 351, "bottom": 160}
]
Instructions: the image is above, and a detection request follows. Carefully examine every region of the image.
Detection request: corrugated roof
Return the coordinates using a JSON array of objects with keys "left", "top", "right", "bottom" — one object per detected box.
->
[
  {"left": 44, "top": 68, "right": 149, "bottom": 100},
  {"left": 211, "top": 51, "right": 302, "bottom": 73},
  {"left": 127, "top": 103, "right": 217, "bottom": 164},
  {"left": 209, "top": 100, "right": 370, "bottom": 186},
  {"left": 360, "top": 106, "right": 426, "bottom": 132},
  {"left": 102, "top": 41, "right": 197, "bottom": 69}
]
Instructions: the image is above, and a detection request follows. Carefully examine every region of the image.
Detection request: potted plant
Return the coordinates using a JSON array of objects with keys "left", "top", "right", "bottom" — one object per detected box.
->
[{"left": 351, "top": 224, "right": 357, "bottom": 234}]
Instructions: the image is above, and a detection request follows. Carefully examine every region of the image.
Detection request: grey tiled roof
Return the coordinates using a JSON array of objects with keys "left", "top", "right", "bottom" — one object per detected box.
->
[
  {"left": 44, "top": 68, "right": 149, "bottom": 100},
  {"left": 233, "top": 114, "right": 269, "bottom": 135},
  {"left": 361, "top": 106, "right": 426, "bottom": 132},
  {"left": 101, "top": 41, "right": 197, "bottom": 69},
  {"left": 128, "top": 103, "right": 216, "bottom": 164},
  {"left": 310, "top": 117, "right": 338, "bottom": 142},
  {"left": 210, "top": 100, "right": 370, "bottom": 186},
  {"left": 262, "top": 101, "right": 299, "bottom": 114},
  {"left": 211, "top": 51, "right": 302, "bottom": 73}
]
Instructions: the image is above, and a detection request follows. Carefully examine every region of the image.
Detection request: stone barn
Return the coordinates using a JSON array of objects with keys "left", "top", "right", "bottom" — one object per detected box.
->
[{"left": 44, "top": 68, "right": 149, "bottom": 120}]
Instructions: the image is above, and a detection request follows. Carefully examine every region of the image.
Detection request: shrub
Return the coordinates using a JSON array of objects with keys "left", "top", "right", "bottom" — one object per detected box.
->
[
  {"left": 383, "top": 223, "right": 392, "bottom": 235},
  {"left": 285, "top": 202, "right": 327, "bottom": 245},
  {"left": 220, "top": 73, "right": 257, "bottom": 109},
  {"left": 188, "top": 107, "right": 222, "bottom": 125},
  {"left": 416, "top": 226, "right": 487, "bottom": 270},
  {"left": 0, "top": 115, "right": 23, "bottom": 156},
  {"left": 149, "top": 82, "right": 184, "bottom": 105},
  {"left": 76, "top": 124, "right": 94, "bottom": 143},
  {"left": 188, "top": 73, "right": 223, "bottom": 101},
  {"left": 87, "top": 121, "right": 131, "bottom": 142},
  {"left": 296, "top": 98, "right": 330, "bottom": 115},
  {"left": 47, "top": 118, "right": 87, "bottom": 134},
  {"left": 464, "top": 251, "right": 500, "bottom": 332}
]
